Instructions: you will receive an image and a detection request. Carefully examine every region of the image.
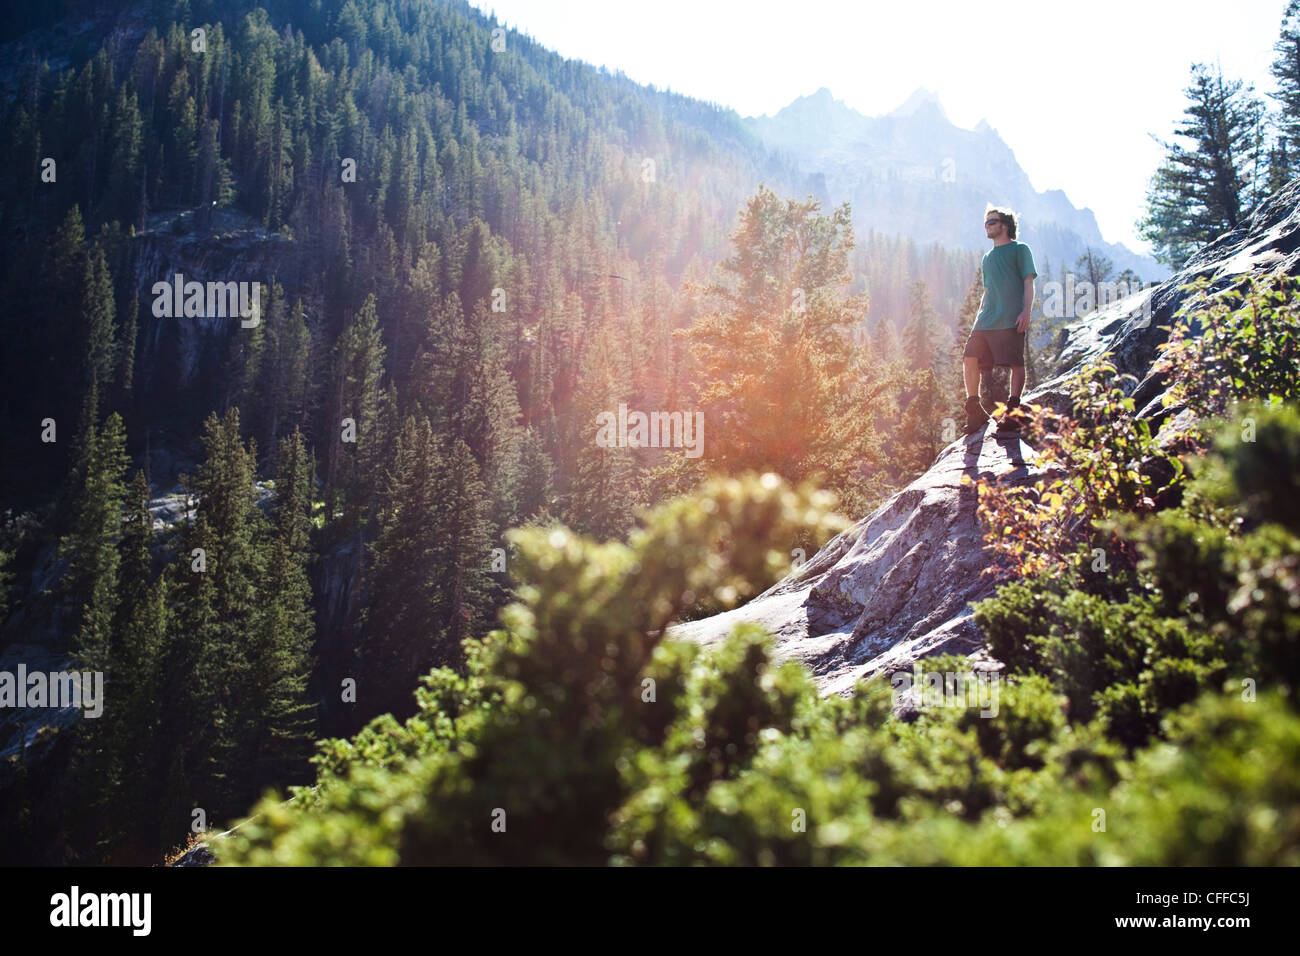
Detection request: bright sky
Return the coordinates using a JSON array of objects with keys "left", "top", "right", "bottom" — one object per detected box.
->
[{"left": 467, "top": 0, "right": 1288, "bottom": 255}]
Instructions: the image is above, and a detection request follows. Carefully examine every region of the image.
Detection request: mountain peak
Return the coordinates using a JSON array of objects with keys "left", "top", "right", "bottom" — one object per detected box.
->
[
  {"left": 774, "top": 86, "right": 843, "bottom": 115},
  {"left": 887, "top": 87, "right": 948, "bottom": 121}
]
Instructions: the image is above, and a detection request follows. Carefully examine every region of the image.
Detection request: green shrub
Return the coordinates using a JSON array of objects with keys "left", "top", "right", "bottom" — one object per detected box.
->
[{"left": 217, "top": 404, "right": 1300, "bottom": 865}]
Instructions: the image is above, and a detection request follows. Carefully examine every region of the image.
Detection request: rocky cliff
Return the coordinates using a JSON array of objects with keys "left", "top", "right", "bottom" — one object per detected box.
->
[{"left": 673, "top": 178, "right": 1300, "bottom": 693}]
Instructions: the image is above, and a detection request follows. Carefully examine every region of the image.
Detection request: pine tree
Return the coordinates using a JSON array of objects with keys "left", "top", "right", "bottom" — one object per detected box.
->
[
  {"left": 516, "top": 427, "right": 556, "bottom": 521},
  {"left": 165, "top": 68, "right": 198, "bottom": 207},
  {"left": 360, "top": 417, "right": 492, "bottom": 720},
  {"left": 460, "top": 303, "right": 525, "bottom": 532},
  {"left": 1074, "top": 247, "right": 1115, "bottom": 293},
  {"left": 952, "top": 269, "right": 983, "bottom": 403},
  {"left": 902, "top": 279, "right": 938, "bottom": 375},
  {"left": 1264, "top": 135, "right": 1294, "bottom": 196},
  {"left": 162, "top": 409, "right": 265, "bottom": 823},
  {"left": 1139, "top": 64, "right": 1265, "bottom": 266},
  {"left": 327, "top": 294, "right": 387, "bottom": 522},
  {"left": 117, "top": 288, "right": 138, "bottom": 400},
  {"left": 872, "top": 317, "right": 903, "bottom": 366},
  {"left": 897, "top": 368, "right": 946, "bottom": 478},
  {"left": 80, "top": 244, "right": 117, "bottom": 428},
  {"left": 253, "top": 283, "right": 311, "bottom": 458},
  {"left": 239, "top": 430, "right": 317, "bottom": 801},
  {"left": 567, "top": 330, "right": 636, "bottom": 540},
  {"left": 226, "top": 282, "right": 266, "bottom": 413},
  {"left": 100, "top": 471, "right": 169, "bottom": 861},
  {"left": 433, "top": 438, "right": 495, "bottom": 665},
  {"left": 60, "top": 413, "right": 129, "bottom": 857},
  {"left": 40, "top": 208, "right": 89, "bottom": 486},
  {"left": 1270, "top": 0, "right": 1300, "bottom": 183},
  {"left": 60, "top": 412, "right": 129, "bottom": 664},
  {"left": 680, "top": 185, "right": 871, "bottom": 483},
  {"left": 107, "top": 86, "right": 143, "bottom": 228},
  {"left": 408, "top": 291, "right": 471, "bottom": 430}
]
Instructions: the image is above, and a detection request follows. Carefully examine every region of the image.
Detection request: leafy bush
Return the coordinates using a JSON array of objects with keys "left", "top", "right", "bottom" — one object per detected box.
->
[
  {"left": 964, "top": 359, "right": 1172, "bottom": 582},
  {"left": 1155, "top": 273, "right": 1300, "bottom": 436},
  {"left": 216, "top": 403, "right": 1299, "bottom": 866}
]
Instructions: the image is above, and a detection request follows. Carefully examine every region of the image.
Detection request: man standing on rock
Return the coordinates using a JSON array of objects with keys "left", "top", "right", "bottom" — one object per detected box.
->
[{"left": 962, "top": 204, "right": 1036, "bottom": 436}]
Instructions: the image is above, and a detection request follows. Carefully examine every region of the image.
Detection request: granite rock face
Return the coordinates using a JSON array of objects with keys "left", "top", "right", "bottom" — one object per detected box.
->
[
  {"left": 674, "top": 178, "right": 1300, "bottom": 694},
  {"left": 672, "top": 430, "right": 1054, "bottom": 694}
]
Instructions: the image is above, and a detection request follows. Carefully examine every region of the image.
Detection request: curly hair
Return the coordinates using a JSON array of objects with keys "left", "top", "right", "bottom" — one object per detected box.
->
[{"left": 985, "top": 204, "right": 1018, "bottom": 240}]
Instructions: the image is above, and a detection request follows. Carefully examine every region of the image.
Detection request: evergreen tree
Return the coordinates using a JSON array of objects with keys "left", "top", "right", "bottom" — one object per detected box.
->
[
  {"left": 59, "top": 412, "right": 129, "bottom": 664},
  {"left": 59, "top": 413, "right": 129, "bottom": 857},
  {"left": 516, "top": 427, "right": 556, "bottom": 521},
  {"left": 253, "top": 283, "right": 311, "bottom": 459},
  {"left": 872, "top": 316, "right": 903, "bottom": 365},
  {"left": 1270, "top": 0, "right": 1300, "bottom": 182},
  {"left": 897, "top": 368, "right": 946, "bottom": 478},
  {"left": 460, "top": 303, "right": 525, "bottom": 533},
  {"left": 226, "top": 282, "right": 266, "bottom": 413},
  {"left": 952, "top": 269, "right": 983, "bottom": 402},
  {"left": 567, "top": 331, "right": 636, "bottom": 540},
  {"left": 117, "top": 288, "right": 138, "bottom": 400},
  {"left": 239, "top": 430, "right": 318, "bottom": 800},
  {"left": 433, "top": 438, "right": 495, "bottom": 666},
  {"left": 1263, "top": 134, "right": 1294, "bottom": 196},
  {"left": 99, "top": 470, "right": 169, "bottom": 861},
  {"left": 107, "top": 86, "right": 143, "bottom": 228},
  {"left": 681, "top": 185, "right": 876, "bottom": 488},
  {"left": 327, "top": 294, "right": 387, "bottom": 522},
  {"left": 79, "top": 244, "right": 117, "bottom": 427},
  {"left": 1074, "top": 247, "right": 1115, "bottom": 294},
  {"left": 360, "top": 417, "right": 492, "bottom": 720},
  {"left": 1139, "top": 64, "right": 1265, "bottom": 266},
  {"left": 901, "top": 278, "right": 938, "bottom": 375},
  {"left": 161, "top": 409, "right": 265, "bottom": 828}
]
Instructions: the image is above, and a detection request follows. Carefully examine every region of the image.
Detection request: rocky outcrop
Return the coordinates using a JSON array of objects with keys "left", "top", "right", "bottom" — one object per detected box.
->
[
  {"left": 673, "top": 431, "right": 1053, "bottom": 694},
  {"left": 1037, "top": 178, "right": 1300, "bottom": 431},
  {"left": 132, "top": 208, "right": 302, "bottom": 392},
  {"left": 0, "top": 643, "right": 77, "bottom": 765},
  {"left": 674, "top": 178, "right": 1300, "bottom": 693}
]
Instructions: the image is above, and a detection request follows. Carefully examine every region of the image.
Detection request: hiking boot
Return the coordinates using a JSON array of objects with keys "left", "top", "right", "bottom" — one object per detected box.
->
[
  {"left": 962, "top": 396, "right": 990, "bottom": 436},
  {"left": 995, "top": 397, "right": 1028, "bottom": 435}
]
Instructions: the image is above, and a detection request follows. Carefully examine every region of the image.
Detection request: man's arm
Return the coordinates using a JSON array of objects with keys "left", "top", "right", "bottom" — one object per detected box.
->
[{"left": 1016, "top": 276, "right": 1035, "bottom": 333}]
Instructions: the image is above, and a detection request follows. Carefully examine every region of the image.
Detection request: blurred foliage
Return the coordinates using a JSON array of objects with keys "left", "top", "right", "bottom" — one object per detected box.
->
[{"left": 219, "top": 412, "right": 1300, "bottom": 863}]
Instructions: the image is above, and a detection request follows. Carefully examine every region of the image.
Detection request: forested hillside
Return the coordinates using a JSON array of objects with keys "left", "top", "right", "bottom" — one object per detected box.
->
[
  {"left": 0, "top": 0, "right": 1296, "bottom": 873},
  {"left": 0, "top": 0, "right": 994, "bottom": 864}
]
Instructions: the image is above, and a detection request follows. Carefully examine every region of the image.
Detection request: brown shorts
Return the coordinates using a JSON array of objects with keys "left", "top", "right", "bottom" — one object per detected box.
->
[{"left": 963, "top": 328, "right": 1025, "bottom": 370}]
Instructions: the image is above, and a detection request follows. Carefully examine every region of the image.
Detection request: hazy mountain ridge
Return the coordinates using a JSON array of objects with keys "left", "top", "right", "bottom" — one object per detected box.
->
[{"left": 746, "top": 87, "right": 1167, "bottom": 282}]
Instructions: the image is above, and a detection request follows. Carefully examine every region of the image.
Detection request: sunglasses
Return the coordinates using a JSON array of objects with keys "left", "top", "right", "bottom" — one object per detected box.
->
[{"left": 984, "top": 218, "right": 1003, "bottom": 226}]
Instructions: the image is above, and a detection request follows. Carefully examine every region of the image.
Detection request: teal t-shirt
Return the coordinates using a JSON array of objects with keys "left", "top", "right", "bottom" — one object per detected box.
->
[{"left": 974, "top": 241, "right": 1037, "bottom": 330}]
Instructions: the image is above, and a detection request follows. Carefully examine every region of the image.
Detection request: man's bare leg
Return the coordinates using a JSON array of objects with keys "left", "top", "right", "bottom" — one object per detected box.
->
[
  {"left": 963, "top": 356, "right": 983, "bottom": 398},
  {"left": 962, "top": 357, "right": 992, "bottom": 436},
  {"left": 1009, "top": 364, "right": 1025, "bottom": 401}
]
